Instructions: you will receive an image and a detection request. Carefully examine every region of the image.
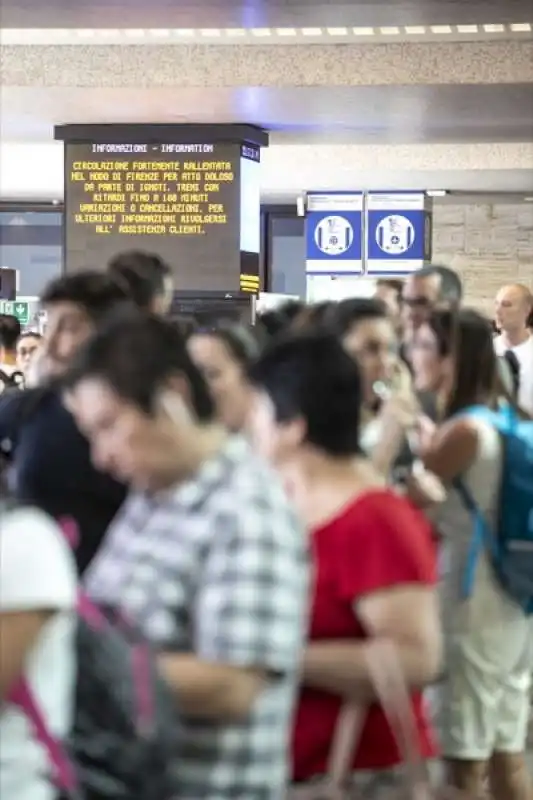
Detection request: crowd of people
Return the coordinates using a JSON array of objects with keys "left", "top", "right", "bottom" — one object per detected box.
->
[{"left": 0, "top": 251, "right": 532, "bottom": 800}]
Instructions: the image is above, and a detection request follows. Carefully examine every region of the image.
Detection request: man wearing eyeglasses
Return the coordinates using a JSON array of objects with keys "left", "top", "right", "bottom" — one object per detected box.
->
[{"left": 401, "top": 265, "right": 463, "bottom": 344}]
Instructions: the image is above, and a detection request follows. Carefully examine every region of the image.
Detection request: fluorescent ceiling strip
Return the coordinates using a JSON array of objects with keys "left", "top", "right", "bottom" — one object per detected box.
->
[{"left": 0, "top": 23, "right": 532, "bottom": 44}]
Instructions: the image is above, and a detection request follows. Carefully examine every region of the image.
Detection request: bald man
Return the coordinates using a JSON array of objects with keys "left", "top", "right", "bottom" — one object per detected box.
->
[{"left": 494, "top": 284, "right": 533, "bottom": 415}]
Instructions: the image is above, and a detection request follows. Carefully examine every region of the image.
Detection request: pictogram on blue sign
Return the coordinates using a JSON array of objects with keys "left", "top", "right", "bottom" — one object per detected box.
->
[
  {"left": 305, "top": 193, "right": 363, "bottom": 275},
  {"left": 365, "top": 192, "right": 432, "bottom": 276}
]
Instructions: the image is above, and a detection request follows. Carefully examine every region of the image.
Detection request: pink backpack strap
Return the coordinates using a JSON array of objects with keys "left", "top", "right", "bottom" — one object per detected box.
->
[{"left": 8, "top": 678, "right": 78, "bottom": 793}]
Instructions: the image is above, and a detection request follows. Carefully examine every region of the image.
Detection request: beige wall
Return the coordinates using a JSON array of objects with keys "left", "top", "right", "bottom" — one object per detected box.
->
[{"left": 433, "top": 203, "right": 533, "bottom": 316}]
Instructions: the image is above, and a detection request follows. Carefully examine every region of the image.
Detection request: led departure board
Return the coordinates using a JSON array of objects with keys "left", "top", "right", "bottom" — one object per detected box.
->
[{"left": 63, "top": 140, "right": 261, "bottom": 291}]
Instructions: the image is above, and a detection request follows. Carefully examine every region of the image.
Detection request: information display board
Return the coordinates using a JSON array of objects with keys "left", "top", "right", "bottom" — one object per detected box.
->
[
  {"left": 57, "top": 124, "right": 267, "bottom": 294},
  {"left": 64, "top": 142, "right": 244, "bottom": 287}
]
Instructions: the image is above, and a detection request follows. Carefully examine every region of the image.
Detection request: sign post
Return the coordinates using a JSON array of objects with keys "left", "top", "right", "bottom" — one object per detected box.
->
[{"left": 365, "top": 191, "right": 432, "bottom": 276}]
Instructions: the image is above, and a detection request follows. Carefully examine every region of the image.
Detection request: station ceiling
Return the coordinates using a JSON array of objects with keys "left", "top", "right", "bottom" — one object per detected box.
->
[{"left": 3, "top": 0, "right": 533, "bottom": 29}]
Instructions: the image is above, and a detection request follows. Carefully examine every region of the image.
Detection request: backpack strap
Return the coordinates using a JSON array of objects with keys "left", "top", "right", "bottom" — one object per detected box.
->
[
  {"left": 8, "top": 678, "right": 78, "bottom": 793},
  {"left": 453, "top": 477, "right": 499, "bottom": 598}
]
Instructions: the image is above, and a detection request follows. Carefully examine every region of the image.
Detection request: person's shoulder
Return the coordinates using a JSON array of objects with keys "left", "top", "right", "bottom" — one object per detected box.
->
[
  {"left": 493, "top": 334, "right": 505, "bottom": 355},
  {"left": 346, "top": 488, "right": 433, "bottom": 544},
  {"left": 0, "top": 507, "right": 78, "bottom": 610}
]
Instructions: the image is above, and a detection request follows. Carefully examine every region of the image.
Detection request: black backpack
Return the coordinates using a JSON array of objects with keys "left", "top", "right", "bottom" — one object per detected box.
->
[{"left": 6, "top": 515, "right": 182, "bottom": 800}]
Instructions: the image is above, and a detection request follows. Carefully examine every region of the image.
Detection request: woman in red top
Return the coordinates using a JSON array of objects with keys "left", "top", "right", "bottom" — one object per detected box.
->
[{"left": 247, "top": 331, "right": 442, "bottom": 795}]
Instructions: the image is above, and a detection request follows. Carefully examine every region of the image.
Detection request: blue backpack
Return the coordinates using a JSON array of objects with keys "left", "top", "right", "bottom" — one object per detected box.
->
[{"left": 456, "top": 404, "right": 533, "bottom": 615}]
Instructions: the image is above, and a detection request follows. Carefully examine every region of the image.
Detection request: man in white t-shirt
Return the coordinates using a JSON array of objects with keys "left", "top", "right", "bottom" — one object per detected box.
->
[
  {"left": 494, "top": 283, "right": 533, "bottom": 415},
  {"left": 0, "top": 506, "right": 77, "bottom": 800}
]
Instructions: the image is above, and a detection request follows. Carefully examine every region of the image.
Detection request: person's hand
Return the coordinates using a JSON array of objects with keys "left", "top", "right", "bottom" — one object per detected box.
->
[
  {"left": 378, "top": 388, "right": 420, "bottom": 432},
  {"left": 403, "top": 461, "right": 446, "bottom": 507},
  {"left": 409, "top": 415, "right": 438, "bottom": 455}
]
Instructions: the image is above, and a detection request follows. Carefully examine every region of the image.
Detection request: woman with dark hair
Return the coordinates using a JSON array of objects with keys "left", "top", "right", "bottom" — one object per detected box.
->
[
  {"left": 325, "top": 298, "right": 421, "bottom": 476},
  {"left": 187, "top": 323, "right": 261, "bottom": 431},
  {"left": 410, "top": 308, "right": 533, "bottom": 799},
  {"left": 247, "top": 331, "right": 441, "bottom": 796}
]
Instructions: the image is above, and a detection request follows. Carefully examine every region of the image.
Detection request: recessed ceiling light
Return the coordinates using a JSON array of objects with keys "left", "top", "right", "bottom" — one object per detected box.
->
[
  {"left": 426, "top": 190, "right": 448, "bottom": 197},
  {"left": 353, "top": 27, "right": 375, "bottom": 36},
  {"left": 201, "top": 29, "right": 221, "bottom": 37},
  {"left": 251, "top": 28, "right": 271, "bottom": 37},
  {"left": 483, "top": 24, "right": 505, "bottom": 33},
  {"left": 123, "top": 29, "right": 145, "bottom": 37},
  {"left": 404, "top": 26, "right": 426, "bottom": 34},
  {"left": 524, "top": 197, "right": 533, "bottom": 202},
  {"left": 510, "top": 23, "right": 532, "bottom": 32},
  {"left": 276, "top": 28, "right": 297, "bottom": 36},
  {"left": 148, "top": 29, "right": 170, "bottom": 37},
  {"left": 430, "top": 25, "right": 452, "bottom": 34},
  {"left": 226, "top": 28, "right": 246, "bottom": 36},
  {"left": 77, "top": 29, "right": 96, "bottom": 37},
  {"left": 457, "top": 24, "right": 479, "bottom": 33},
  {"left": 302, "top": 27, "right": 323, "bottom": 36},
  {"left": 100, "top": 28, "right": 120, "bottom": 37},
  {"left": 172, "top": 29, "right": 194, "bottom": 36},
  {"left": 380, "top": 26, "right": 400, "bottom": 35},
  {"left": 327, "top": 27, "right": 348, "bottom": 35}
]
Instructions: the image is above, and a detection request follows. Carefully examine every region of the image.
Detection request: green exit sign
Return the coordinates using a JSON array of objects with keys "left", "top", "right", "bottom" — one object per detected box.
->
[{"left": 0, "top": 300, "right": 30, "bottom": 324}]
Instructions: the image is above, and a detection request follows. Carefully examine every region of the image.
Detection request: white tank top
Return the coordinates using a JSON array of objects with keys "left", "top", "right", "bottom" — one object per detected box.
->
[{"left": 429, "top": 417, "right": 503, "bottom": 632}]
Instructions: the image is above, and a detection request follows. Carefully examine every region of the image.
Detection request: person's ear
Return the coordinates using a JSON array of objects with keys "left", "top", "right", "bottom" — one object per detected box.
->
[
  {"left": 157, "top": 375, "right": 193, "bottom": 424},
  {"left": 280, "top": 417, "right": 307, "bottom": 451}
]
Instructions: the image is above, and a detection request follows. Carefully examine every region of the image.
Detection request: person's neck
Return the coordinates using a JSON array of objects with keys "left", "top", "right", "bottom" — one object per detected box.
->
[
  {"left": 157, "top": 424, "right": 229, "bottom": 491},
  {"left": 500, "top": 328, "right": 530, "bottom": 348},
  {"left": 279, "top": 449, "right": 383, "bottom": 528},
  {"left": 0, "top": 350, "right": 16, "bottom": 367}
]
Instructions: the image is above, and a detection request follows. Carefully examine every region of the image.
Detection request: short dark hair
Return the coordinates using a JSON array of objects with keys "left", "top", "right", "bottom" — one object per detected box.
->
[
  {"left": 258, "top": 300, "right": 305, "bottom": 339},
  {"left": 248, "top": 331, "right": 364, "bottom": 457},
  {"left": 192, "top": 323, "right": 261, "bottom": 368},
  {"left": 107, "top": 250, "right": 172, "bottom": 310},
  {"left": 326, "top": 297, "right": 388, "bottom": 338},
  {"left": 414, "top": 264, "right": 463, "bottom": 306},
  {"left": 376, "top": 278, "right": 403, "bottom": 294},
  {"left": 41, "top": 271, "right": 131, "bottom": 323},
  {"left": 0, "top": 314, "right": 22, "bottom": 351},
  {"left": 63, "top": 311, "right": 215, "bottom": 422},
  {"left": 17, "top": 331, "right": 42, "bottom": 344}
]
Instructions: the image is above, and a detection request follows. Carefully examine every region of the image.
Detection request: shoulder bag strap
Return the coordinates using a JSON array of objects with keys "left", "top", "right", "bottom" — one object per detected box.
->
[{"left": 325, "top": 639, "right": 433, "bottom": 797}]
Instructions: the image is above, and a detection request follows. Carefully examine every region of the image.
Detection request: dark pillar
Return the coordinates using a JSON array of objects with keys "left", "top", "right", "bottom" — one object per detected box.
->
[{"left": 54, "top": 124, "right": 268, "bottom": 295}]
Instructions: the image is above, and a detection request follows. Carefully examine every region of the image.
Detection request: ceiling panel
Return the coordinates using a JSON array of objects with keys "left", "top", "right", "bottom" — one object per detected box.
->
[
  {"left": 1, "top": 84, "right": 532, "bottom": 144},
  {"left": 2, "top": 0, "right": 532, "bottom": 29}
]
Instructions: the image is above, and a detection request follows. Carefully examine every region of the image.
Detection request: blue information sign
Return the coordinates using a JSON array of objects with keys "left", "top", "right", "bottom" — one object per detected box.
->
[
  {"left": 305, "top": 193, "right": 363, "bottom": 275},
  {"left": 365, "top": 192, "right": 432, "bottom": 276}
]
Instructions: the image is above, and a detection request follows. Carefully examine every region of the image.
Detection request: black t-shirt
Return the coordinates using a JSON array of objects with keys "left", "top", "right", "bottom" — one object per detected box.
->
[{"left": 0, "top": 387, "right": 127, "bottom": 574}]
